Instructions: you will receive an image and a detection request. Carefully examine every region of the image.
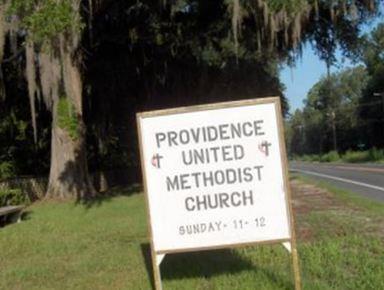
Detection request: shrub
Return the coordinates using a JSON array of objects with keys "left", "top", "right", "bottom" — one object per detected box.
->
[
  {"left": 0, "top": 188, "right": 29, "bottom": 207},
  {"left": 342, "top": 150, "right": 370, "bottom": 163},
  {"left": 320, "top": 151, "right": 340, "bottom": 162},
  {"left": 368, "top": 148, "right": 384, "bottom": 161},
  {"left": 295, "top": 154, "right": 321, "bottom": 162},
  {"left": 294, "top": 149, "right": 384, "bottom": 163},
  {"left": 301, "top": 155, "right": 314, "bottom": 162},
  {"left": 310, "top": 154, "right": 321, "bottom": 162},
  {"left": 0, "top": 162, "right": 16, "bottom": 180}
]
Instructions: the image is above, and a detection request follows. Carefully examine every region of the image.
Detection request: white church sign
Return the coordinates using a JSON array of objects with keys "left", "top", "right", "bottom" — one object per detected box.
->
[{"left": 137, "top": 97, "right": 301, "bottom": 290}]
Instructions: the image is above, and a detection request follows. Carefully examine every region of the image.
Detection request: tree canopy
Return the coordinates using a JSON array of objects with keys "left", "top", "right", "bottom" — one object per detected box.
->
[
  {"left": 359, "top": 23, "right": 384, "bottom": 148},
  {"left": 0, "top": 0, "right": 380, "bottom": 197},
  {"left": 288, "top": 66, "right": 369, "bottom": 156}
]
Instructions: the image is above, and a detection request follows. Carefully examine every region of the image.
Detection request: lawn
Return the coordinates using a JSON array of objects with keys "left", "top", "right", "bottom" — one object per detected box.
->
[{"left": 0, "top": 181, "right": 383, "bottom": 290}]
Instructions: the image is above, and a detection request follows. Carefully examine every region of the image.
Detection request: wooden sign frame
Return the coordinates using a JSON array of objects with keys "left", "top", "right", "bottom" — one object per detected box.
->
[{"left": 136, "top": 97, "right": 301, "bottom": 290}]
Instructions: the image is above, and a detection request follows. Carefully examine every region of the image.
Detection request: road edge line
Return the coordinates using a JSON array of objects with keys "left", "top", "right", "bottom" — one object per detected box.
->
[{"left": 291, "top": 169, "right": 384, "bottom": 193}]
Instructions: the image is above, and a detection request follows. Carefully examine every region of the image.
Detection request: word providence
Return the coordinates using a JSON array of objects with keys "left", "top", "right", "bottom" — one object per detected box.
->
[{"left": 155, "top": 120, "right": 265, "bottom": 148}]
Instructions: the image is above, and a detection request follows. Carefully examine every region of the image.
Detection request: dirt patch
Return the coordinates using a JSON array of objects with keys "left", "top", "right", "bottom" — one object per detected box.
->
[
  {"left": 291, "top": 180, "right": 345, "bottom": 214},
  {"left": 289, "top": 179, "right": 384, "bottom": 241}
]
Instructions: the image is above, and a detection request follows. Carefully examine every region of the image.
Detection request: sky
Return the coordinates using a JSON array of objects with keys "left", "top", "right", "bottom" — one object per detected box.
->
[
  {"left": 280, "top": 46, "right": 353, "bottom": 113},
  {"left": 280, "top": 8, "right": 383, "bottom": 114}
]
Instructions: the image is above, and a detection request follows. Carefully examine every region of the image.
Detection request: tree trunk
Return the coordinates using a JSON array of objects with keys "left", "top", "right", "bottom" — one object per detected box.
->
[
  {"left": 46, "top": 50, "right": 96, "bottom": 200},
  {"left": 47, "top": 109, "right": 95, "bottom": 199}
]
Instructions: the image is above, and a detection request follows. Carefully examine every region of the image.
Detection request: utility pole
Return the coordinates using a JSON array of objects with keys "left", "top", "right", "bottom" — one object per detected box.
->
[
  {"left": 330, "top": 110, "right": 337, "bottom": 152},
  {"left": 325, "top": 64, "right": 337, "bottom": 152},
  {"left": 373, "top": 92, "right": 384, "bottom": 115},
  {"left": 298, "top": 124, "right": 305, "bottom": 154},
  {"left": 373, "top": 92, "right": 384, "bottom": 145}
]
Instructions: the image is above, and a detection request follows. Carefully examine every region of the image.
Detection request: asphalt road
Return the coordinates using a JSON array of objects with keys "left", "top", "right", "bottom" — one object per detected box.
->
[{"left": 290, "top": 161, "right": 384, "bottom": 202}]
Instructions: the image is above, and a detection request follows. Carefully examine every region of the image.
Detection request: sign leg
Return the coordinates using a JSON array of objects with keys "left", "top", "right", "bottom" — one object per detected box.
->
[
  {"left": 282, "top": 241, "right": 291, "bottom": 253},
  {"left": 151, "top": 250, "right": 163, "bottom": 290},
  {"left": 290, "top": 239, "right": 301, "bottom": 290}
]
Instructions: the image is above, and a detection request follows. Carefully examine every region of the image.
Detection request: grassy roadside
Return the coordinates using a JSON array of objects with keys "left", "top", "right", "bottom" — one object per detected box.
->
[
  {"left": 293, "top": 174, "right": 384, "bottom": 216},
  {"left": 292, "top": 148, "right": 384, "bottom": 163},
  {"left": 291, "top": 175, "right": 383, "bottom": 290},
  {"left": 1, "top": 181, "right": 383, "bottom": 290}
]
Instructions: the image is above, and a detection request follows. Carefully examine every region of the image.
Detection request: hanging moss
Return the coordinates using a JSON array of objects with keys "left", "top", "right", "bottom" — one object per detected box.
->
[
  {"left": 57, "top": 97, "right": 79, "bottom": 140},
  {"left": 267, "top": 0, "right": 307, "bottom": 14}
]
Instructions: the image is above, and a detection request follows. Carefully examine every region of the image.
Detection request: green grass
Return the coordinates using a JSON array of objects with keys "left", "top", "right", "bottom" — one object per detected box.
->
[{"left": 1, "top": 184, "right": 383, "bottom": 290}]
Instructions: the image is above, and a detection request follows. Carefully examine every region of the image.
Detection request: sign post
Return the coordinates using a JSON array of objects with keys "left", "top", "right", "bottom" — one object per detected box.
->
[{"left": 136, "top": 97, "right": 301, "bottom": 290}]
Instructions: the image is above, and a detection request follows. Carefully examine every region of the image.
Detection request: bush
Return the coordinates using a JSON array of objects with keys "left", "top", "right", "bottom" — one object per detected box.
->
[
  {"left": 320, "top": 151, "right": 341, "bottom": 162},
  {"left": 0, "top": 162, "right": 16, "bottom": 180},
  {"left": 368, "top": 148, "right": 384, "bottom": 161},
  {"left": 294, "top": 148, "right": 384, "bottom": 163},
  {"left": 0, "top": 188, "right": 29, "bottom": 207},
  {"left": 342, "top": 150, "right": 370, "bottom": 163},
  {"left": 301, "top": 155, "right": 313, "bottom": 162},
  {"left": 294, "top": 154, "right": 321, "bottom": 162}
]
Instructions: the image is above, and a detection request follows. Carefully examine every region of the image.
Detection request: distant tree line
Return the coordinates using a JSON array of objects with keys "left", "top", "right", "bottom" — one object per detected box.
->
[{"left": 287, "top": 23, "right": 384, "bottom": 157}]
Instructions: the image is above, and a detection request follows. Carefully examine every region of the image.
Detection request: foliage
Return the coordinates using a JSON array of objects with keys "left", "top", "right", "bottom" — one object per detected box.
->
[
  {"left": 368, "top": 147, "right": 384, "bottom": 160},
  {"left": 288, "top": 21, "right": 384, "bottom": 158},
  {"left": 57, "top": 97, "right": 79, "bottom": 140},
  {"left": 0, "top": 0, "right": 379, "bottom": 191},
  {"left": 319, "top": 150, "right": 340, "bottom": 162},
  {"left": 84, "top": 1, "right": 377, "bottom": 176},
  {"left": 0, "top": 60, "right": 51, "bottom": 178},
  {"left": 0, "top": 161, "right": 15, "bottom": 180},
  {"left": 341, "top": 150, "right": 371, "bottom": 163},
  {"left": 305, "top": 0, "right": 378, "bottom": 68},
  {"left": 287, "top": 66, "right": 369, "bottom": 156},
  {"left": 0, "top": 188, "right": 29, "bottom": 206},
  {"left": 9, "top": 0, "right": 83, "bottom": 44},
  {"left": 267, "top": 0, "right": 308, "bottom": 14},
  {"left": 342, "top": 148, "right": 384, "bottom": 163},
  {"left": 294, "top": 154, "right": 321, "bottom": 162},
  {"left": 293, "top": 148, "right": 384, "bottom": 163},
  {"left": 359, "top": 23, "right": 384, "bottom": 148}
]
